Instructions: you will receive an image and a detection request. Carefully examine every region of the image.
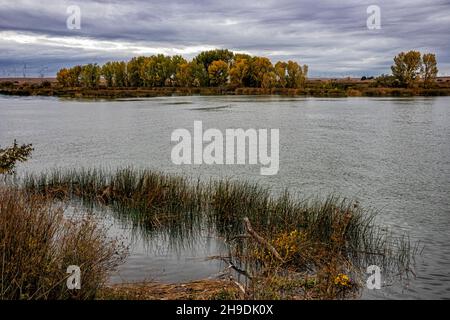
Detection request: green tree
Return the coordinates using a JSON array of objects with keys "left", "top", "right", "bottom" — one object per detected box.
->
[
  {"left": 80, "top": 63, "right": 101, "bottom": 88},
  {"left": 194, "top": 49, "right": 234, "bottom": 85},
  {"left": 112, "top": 61, "right": 128, "bottom": 87},
  {"left": 101, "top": 62, "right": 114, "bottom": 87},
  {"left": 374, "top": 74, "right": 399, "bottom": 87},
  {"left": 189, "top": 61, "right": 209, "bottom": 87},
  {"left": 68, "top": 66, "right": 82, "bottom": 87},
  {"left": 127, "top": 56, "right": 146, "bottom": 87},
  {"left": 391, "top": 51, "right": 422, "bottom": 88},
  {"left": 140, "top": 54, "right": 179, "bottom": 87},
  {"left": 168, "top": 55, "right": 187, "bottom": 86},
  {"left": 421, "top": 53, "right": 438, "bottom": 88}
]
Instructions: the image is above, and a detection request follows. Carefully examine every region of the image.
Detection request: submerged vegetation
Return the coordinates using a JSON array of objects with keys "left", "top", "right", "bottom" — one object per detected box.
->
[{"left": 19, "top": 167, "right": 417, "bottom": 299}]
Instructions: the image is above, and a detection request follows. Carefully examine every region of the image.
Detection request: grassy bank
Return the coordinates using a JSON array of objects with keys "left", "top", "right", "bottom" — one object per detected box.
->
[
  {"left": 1, "top": 78, "right": 450, "bottom": 98},
  {"left": 19, "top": 168, "right": 416, "bottom": 299}
]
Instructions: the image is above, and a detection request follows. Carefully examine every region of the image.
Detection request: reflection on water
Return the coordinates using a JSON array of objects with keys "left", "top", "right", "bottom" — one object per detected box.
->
[
  {"left": 1, "top": 95, "right": 449, "bottom": 299},
  {"left": 66, "top": 202, "right": 228, "bottom": 284}
]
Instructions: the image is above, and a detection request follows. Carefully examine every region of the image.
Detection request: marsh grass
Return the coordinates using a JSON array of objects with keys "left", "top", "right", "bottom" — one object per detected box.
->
[
  {"left": 0, "top": 187, "right": 127, "bottom": 300},
  {"left": 22, "top": 167, "right": 416, "bottom": 299}
]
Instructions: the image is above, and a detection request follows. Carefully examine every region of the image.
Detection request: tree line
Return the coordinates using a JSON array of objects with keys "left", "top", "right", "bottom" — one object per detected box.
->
[{"left": 56, "top": 49, "right": 308, "bottom": 89}]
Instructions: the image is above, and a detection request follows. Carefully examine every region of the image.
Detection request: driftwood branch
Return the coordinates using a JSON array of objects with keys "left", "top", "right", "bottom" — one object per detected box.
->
[{"left": 243, "top": 217, "right": 284, "bottom": 263}]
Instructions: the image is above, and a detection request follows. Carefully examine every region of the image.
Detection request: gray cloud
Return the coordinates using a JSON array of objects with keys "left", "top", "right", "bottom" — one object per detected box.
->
[{"left": 0, "top": 0, "right": 449, "bottom": 77}]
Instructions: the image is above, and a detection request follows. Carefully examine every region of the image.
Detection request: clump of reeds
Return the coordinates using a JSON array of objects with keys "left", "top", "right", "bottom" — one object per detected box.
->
[
  {"left": 0, "top": 187, "right": 126, "bottom": 300},
  {"left": 22, "top": 168, "right": 416, "bottom": 299}
]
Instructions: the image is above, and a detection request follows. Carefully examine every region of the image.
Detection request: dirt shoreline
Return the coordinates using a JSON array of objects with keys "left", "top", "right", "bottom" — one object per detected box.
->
[
  {"left": 1, "top": 86, "right": 450, "bottom": 98},
  {"left": 1, "top": 77, "right": 450, "bottom": 98},
  {"left": 98, "top": 279, "right": 243, "bottom": 300}
]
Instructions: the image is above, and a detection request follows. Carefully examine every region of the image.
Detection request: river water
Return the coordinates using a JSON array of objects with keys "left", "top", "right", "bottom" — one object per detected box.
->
[{"left": 1, "top": 95, "right": 449, "bottom": 299}]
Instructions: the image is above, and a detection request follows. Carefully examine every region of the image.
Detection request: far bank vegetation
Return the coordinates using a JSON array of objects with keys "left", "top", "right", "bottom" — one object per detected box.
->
[{"left": 0, "top": 50, "right": 446, "bottom": 97}]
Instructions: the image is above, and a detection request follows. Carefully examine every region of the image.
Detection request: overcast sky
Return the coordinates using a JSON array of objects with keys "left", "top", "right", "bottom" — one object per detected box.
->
[{"left": 0, "top": 0, "right": 449, "bottom": 77}]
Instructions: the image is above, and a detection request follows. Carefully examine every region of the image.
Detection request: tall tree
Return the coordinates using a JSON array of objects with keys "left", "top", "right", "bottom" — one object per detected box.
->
[
  {"left": 230, "top": 57, "right": 250, "bottom": 87},
  {"left": 194, "top": 49, "right": 234, "bottom": 85},
  {"left": 56, "top": 68, "right": 70, "bottom": 87},
  {"left": 80, "top": 63, "right": 100, "bottom": 88},
  {"left": 190, "top": 61, "right": 209, "bottom": 87},
  {"left": 274, "top": 61, "right": 287, "bottom": 88},
  {"left": 127, "top": 56, "right": 146, "bottom": 87},
  {"left": 176, "top": 63, "right": 194, "bottom": 87},
  {"left": 391, "top": 51, "right": 422, "bottom": 88},
  {"left": 101, "top": 62, "right": 114, "bottom": 87},
  {"left": 286, "top": 61, "right": 307, "bottom": 89},
  {"left": 168, "top": 55, "right": 187, "bottom": 86},
  {"left": 250, "top": 57, "right": 274, "bottom": 88},
  {"left": 208, "top": 60, "right": 229, "bottom": 86},
  {"left": 421, "top": 53, "right": 438, "bottom": 88},
  {"left": 68, "top": 66, "right": 82, "bottom": 87},
  {"left": 112, "top": 61, "right": 128, "bottom": 87}
]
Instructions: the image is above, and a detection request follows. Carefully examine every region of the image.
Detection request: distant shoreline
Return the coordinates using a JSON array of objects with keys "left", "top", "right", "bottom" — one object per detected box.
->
[{"left": 1, "top": 77, "right": 450, "bottom": 98}]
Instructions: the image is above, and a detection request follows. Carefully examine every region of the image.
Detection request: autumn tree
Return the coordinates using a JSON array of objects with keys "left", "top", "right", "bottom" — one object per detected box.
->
[
  {"left": 250, "top": 57, "right": 274, "bottom": 88},
  {"left": 189, "top": 61, "right": 209, "bottom": 87},
  {"left": 261, "top": 71, "right": 277, "bottom": 89},
  {"left": 391, "top": 51, "right": 422, "bottom": 88},
  {"left": 274, "top": 61, "right": 287, "bottom": 88},
  {"left": 167, "top": 55, "right": 187, "bottom": 86},
  {"left": 208, "top": 60, "right": 229, "bottom": 86},
  {"left": 286, "top": 61, "right": 307, "bottom": 88},
  {"left": 230, "top": 57, "right": 250, "bottom": 87},
  {"left": 101, "top": 62, "right": 114, "bottom": 87},
  {"left": 56, "top": 49, "right": 310, "bottom": 90},
  {"left": 57, "top": 66, "right": 81, "bottom": 87},
  {"left": 140, "top": 55, "right": 164, "bottom": 87},
  {"left": 68, "top": 66, "right": 82, "bottom": 87},
  {"left": 194, "top": 49, "right": 234, "bottom": 85},
  {"left": 127, "top": 56, "right": 146, "bottom": 87},
  {"left": 421, "top": 53, "right": 438, "bottom": 88},
  {"left": 194, "top": 49, "right": 234, "bottom": 70},
  {"left": 112, "top": 61, "right": 128, "bottom": 87},
  {"left": 56, "top": 68, "right": 70, "bottom": 87}
]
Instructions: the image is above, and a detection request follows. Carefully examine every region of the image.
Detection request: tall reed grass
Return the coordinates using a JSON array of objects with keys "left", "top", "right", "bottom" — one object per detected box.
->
[
  {"left": 22, "top": 167, "right": 416, "bottom": 298},
  {"left": 0, "top": 187, "right": 126, "bottom": 300}
]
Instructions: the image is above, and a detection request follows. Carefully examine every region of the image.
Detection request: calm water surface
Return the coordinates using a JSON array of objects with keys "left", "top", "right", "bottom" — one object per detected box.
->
[{"left": 1, "top": 95, "right": 449, "bottom": 299}]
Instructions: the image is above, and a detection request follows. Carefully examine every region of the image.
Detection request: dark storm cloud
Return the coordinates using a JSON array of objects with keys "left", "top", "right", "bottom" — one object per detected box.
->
[{"left": 0, "top": 0, "right": 449, "bottom": 77}]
